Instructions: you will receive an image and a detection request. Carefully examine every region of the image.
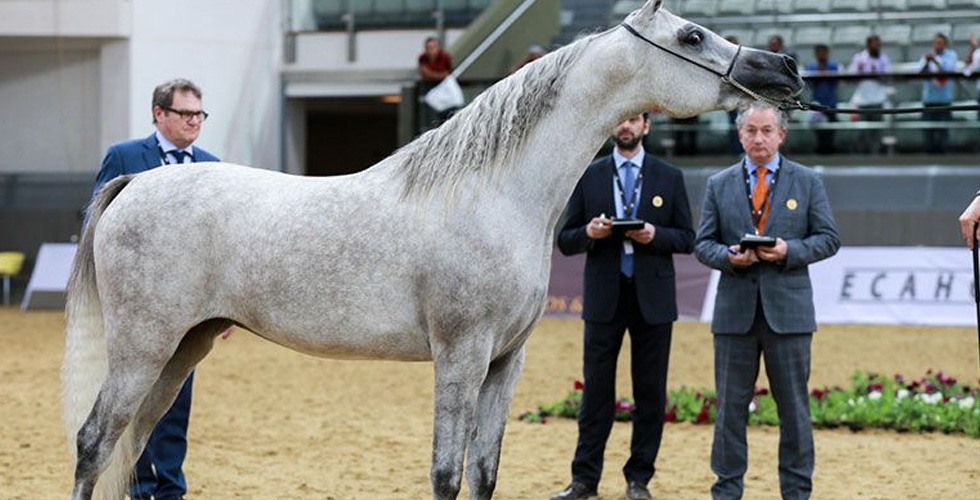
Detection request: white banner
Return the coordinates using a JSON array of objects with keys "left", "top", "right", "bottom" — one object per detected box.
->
[{"left": 701, "top": 247, "right": 976, "bottom": 327}]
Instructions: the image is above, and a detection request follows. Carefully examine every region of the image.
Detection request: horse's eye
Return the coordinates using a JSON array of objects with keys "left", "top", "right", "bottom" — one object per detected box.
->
[{"left": 684, "top": 31, "right": 703, "bottom": 46}]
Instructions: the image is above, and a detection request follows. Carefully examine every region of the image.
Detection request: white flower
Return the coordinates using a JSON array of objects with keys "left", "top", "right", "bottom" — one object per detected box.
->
[
  {"left": 868, "top": 391, "right": 882, "bottom": 401},
  {"left": 916, "top": 393, "right": 943, "bottom": 405},
  {"left": 748, "top": 400, "right": 758, "bottom": 412},
  {"left": 847, "top": 399, "right": 855, "bottom": 406},
  {"left": 959, "top": 397, "right": 975, "bottom": 410},
  {"left": 896, "top": 389, "right": 910, "bottom": 400}
]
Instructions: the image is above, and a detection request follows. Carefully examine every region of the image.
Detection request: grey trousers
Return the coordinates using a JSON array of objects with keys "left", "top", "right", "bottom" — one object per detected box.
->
[{"left": 710, "top": 308, "right": 814, "bottom": 500}]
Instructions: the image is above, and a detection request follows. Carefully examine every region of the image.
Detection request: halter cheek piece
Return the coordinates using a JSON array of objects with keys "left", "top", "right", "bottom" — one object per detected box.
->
[{"left": 620, "top": 22, "right": 980, "bottom": 115}]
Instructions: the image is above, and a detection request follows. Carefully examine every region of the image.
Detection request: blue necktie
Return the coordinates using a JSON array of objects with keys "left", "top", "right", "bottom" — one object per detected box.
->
[
  {"left": 622, "top": 162, "right": 637, "bottom": 215},
  {"left": 164, "top": 149, "right": 192, "bottom": 165},
  {"left": 621, "top": 162, "right": 636, "bottom": 277}
]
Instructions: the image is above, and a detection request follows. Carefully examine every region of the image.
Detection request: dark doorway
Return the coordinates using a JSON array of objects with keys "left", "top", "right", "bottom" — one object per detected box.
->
[{"left": 305, "top": 97, "right": 399, "bottom": 176}]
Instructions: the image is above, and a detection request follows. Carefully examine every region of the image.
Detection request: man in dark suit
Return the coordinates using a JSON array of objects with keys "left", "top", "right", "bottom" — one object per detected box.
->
[
  {"left": 553, "top": 113, "right": 695, "bottom": 500},
  {"left": 694, "top": 102, "right": 840, "bottom": 500},
  {"left": 90, "top": 78, "right": 218, "bottom": 500}
]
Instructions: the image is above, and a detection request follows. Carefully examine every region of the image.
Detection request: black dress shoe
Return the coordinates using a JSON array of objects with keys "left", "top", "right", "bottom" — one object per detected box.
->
[
  {"left": 626, "top": 481, "right": 652, "bottom": 500},
  {"left": 551, "top": 481, "right": 598, "bottom": 500}
]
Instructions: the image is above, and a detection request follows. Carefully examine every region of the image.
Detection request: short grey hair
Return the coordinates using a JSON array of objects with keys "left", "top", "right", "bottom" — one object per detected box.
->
[
  {"left": 151, "top": 78, "right": 203, "bottom": 123},
  {"left": 735, "top": 101, "right": 789, "bottom": 131}
]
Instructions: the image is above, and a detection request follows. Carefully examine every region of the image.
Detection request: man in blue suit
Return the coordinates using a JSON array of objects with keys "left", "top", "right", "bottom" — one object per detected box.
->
[
  {"left": 91, "top": 78, "right": 218, "bottom": 500},
  {"left": 553, "top": 113, "right": 695, "bottom": 500},
  {"left": 695, "top": 102, "right": 839, "bottom": 500}
]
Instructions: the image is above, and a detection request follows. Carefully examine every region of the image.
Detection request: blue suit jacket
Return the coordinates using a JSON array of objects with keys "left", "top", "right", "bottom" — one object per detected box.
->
[
  {"left": 558, "top": 154, "right": 695, "bottom": 325},
  {"left": 92, "top": 133, "right": 220, "bottom": 196},
  {"left": 694, "top": 158, "right": 840, "bottom": 334}
]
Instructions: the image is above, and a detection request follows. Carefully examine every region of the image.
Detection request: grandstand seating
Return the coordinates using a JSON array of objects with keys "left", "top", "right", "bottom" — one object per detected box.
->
[
  {"left": 755, "top": 0, "right": 795, "bottom": 14},
  {"left": 718, "top": 0, "right": 756, "bottom": 16},
  {"left": 311, "top": 0, "right": 492, "bottom": 30}
]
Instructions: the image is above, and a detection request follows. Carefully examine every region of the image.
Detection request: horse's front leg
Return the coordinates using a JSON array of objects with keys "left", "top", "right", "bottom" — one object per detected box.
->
[
  {"left": 430, "top": 340, "right": 493, "bottom": 500},
  {"left": 465, "top": 345, "right": 525, "bottom": 500}
]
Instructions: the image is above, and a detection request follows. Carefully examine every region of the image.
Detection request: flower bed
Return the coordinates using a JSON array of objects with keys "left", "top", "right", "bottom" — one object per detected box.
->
[{"left": 519, "top": 370, "right": 980, "bottom": 437}]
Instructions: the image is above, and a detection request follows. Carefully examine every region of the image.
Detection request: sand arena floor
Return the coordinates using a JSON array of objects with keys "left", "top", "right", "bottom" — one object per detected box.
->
[{"left": 1, "top": 308, "right": 978, "bottom": 499}]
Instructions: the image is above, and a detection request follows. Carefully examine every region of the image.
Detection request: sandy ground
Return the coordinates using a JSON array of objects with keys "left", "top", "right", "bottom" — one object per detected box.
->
[{"left": 1, "top": 308, "right": 978, "bottom": 500}]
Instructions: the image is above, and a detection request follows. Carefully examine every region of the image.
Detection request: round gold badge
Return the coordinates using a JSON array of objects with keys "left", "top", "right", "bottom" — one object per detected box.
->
[
  {"left": 652, "top": 195, "right": 664, "bottom": 208},
  {"left": 786, "top": 199, "right": 798, "bottom": 210}
]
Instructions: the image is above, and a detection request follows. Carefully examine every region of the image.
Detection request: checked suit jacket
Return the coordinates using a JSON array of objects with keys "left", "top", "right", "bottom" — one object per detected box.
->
[
  {"left": 694, "top": 158, "right": 840, "bottom": 334},
  {"left": 558, "top": 154, "right": 695, "bottom": 325}
]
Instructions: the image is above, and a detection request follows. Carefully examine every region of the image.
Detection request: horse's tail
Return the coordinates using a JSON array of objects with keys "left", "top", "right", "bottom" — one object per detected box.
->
[{"left": 62, "top": 175, "right": 138, "bottom": 499}]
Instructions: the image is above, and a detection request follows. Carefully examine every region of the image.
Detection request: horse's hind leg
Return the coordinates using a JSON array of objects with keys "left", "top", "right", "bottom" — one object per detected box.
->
[
  {"left": 465, "top": 346, "right": 525, "bottom": 500},
  {"left": 70, "top": 353, "right": 167, "bottom": 500},
  {"left": 70, "top": 320, "right": 225, "bottom": 500},
  {"left": 430, "top": 341, "right": 493, "bottom": 500},
  {"left": 127, "top": 320, "right": 226, "bottom": 470}
]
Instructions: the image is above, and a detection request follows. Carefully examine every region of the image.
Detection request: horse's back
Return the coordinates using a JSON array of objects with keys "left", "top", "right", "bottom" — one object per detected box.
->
[{"left": 93, "top": 163, "right": 437, "bottom": 360}]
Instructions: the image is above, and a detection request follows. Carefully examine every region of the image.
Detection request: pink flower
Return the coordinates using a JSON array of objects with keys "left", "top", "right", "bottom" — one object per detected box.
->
[
  {"left": 754, "top": 387, "right": 769, "bottom": 396},
  {"left": 811, "top": 388, "right": 827, "bottom": 401},
  {"left": 573, "top": 380, "right": 584, "bottom": 391},
  {"left": 664, "top": 404, "right": 677, "bottom": 423},
  {"left": 869, "top": 383, "right": 884, "bottom": 392}
]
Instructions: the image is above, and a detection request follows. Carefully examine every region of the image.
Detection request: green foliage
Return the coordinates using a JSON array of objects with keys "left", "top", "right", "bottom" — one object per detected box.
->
[{"left": 519, "top": 370, "right": 980, "bottom": 438}]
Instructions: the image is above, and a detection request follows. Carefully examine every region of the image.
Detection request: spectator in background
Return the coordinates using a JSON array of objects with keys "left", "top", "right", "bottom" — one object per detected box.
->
[
  {"left": 513, "top": 44, "right": 547, "bottom": 72},
  {"left": 805, "top": 44, "right": 840, "bottom": 155},
  {"left": 962, "top": 34, "right": 980, "bottom": 137},
  {"left": 418, "top": 36, "right": 452, "bottom": 85},
  {"left": 919, "top": 33, "right": 958, "bottom": 154},
  {"left": 848, "top": 35, "right": 892, "bottom": 154},
  {"left": 417, "top": 36, "right": 455, "bottom": 128},
  {"left": 767, "top": 34, "right": 798, "bottom": 63}
]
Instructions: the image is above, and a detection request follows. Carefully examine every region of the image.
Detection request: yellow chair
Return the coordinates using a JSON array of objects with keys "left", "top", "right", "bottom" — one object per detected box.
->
[{"left": 0, "top": 252, "right": 25, "bottom": 305}]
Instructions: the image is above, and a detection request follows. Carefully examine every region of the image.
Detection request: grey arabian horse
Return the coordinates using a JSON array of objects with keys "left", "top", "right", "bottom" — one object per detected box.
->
[{"left": 62, "top": 1, "right": 802, "bottom": 498}]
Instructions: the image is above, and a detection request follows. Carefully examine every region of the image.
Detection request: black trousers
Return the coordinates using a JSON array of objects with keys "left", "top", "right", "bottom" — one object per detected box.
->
[{"left": 571, "top": 276, "right": 673, "bottom": 488}]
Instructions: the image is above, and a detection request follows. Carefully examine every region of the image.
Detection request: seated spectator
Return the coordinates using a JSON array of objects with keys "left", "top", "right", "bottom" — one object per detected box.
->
[
  {"left": 848, "top": 35, "right": 891, "bottom": 153},
  {"left": 805, "top": 44, "right": 840, "bottom": 155},
  {"left": 918, "top": 33, "right": 958, "bottom": 154},
  {"left": 767, "top": 34, "right": 798, "bottom": 63}
]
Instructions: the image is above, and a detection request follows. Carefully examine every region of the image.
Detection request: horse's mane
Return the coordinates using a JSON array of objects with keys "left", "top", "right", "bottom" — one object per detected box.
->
[{"left": 396, "top": 34, "right": 599, "bottom": 199}]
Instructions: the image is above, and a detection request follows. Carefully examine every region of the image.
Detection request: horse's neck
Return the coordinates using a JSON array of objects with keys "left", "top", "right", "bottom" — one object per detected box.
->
[{"left": 502, "top": 51, "right": 640, "bottom": 235}]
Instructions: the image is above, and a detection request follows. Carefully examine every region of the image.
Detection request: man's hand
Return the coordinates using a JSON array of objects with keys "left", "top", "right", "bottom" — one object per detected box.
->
[
  {"left": 586, "top": 215, "right": 613, "bottom": 240},
  {"left": 958, "top": 195, "right": 980, "bottom": 248},
  {"left": 625, "top": 223, "right": 656, "bottom": 244},
  {"left": 728, "top": 245, "right": 758, "bottom": 268},
  {"left": 756, "top": 237, "right": 788, "bottom": 262}
]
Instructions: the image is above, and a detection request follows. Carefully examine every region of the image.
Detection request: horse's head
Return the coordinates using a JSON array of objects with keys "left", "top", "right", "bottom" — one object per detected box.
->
[{"left": 620, "top": 0, "right": 804, "bottom": 118}]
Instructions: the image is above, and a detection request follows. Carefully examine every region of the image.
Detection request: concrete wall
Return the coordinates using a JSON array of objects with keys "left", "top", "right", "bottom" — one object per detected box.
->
[{"left": 127, "top": 0, "right": 282, "bottom": 169}]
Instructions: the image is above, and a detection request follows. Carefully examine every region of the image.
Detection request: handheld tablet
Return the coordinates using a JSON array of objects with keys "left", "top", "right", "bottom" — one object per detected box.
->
[
  {"left": 611, "top": 219, "right": 645, "bottom": 234},
  {"left": 739, "top": 234, "right": 777, "bottom": 251}
]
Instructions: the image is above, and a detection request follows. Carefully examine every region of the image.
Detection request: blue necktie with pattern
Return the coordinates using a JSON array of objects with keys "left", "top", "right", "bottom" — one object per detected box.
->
[{"left": 621, "top": 162, "right": 637, "bottom": 277}]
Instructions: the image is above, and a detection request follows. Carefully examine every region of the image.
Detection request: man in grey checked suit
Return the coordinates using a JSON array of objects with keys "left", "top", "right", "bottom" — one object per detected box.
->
[{"left": 694, "top": 102, "right": 840, "bottom": 500}]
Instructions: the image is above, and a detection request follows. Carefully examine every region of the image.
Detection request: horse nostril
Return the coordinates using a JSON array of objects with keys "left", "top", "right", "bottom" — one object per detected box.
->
[{"left": 781, "top": 54, "right": 799, "bottom": 75}]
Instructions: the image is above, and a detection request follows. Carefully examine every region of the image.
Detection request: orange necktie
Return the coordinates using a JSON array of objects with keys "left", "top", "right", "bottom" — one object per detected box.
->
[{"left": 752, "top": 166, "right": 770, "bottom": 234}]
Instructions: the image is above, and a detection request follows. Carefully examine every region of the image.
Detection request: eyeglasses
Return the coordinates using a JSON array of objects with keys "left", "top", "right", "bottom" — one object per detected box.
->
[{"left": 163, "top": 107, "right": 209, "bottom": 122}]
